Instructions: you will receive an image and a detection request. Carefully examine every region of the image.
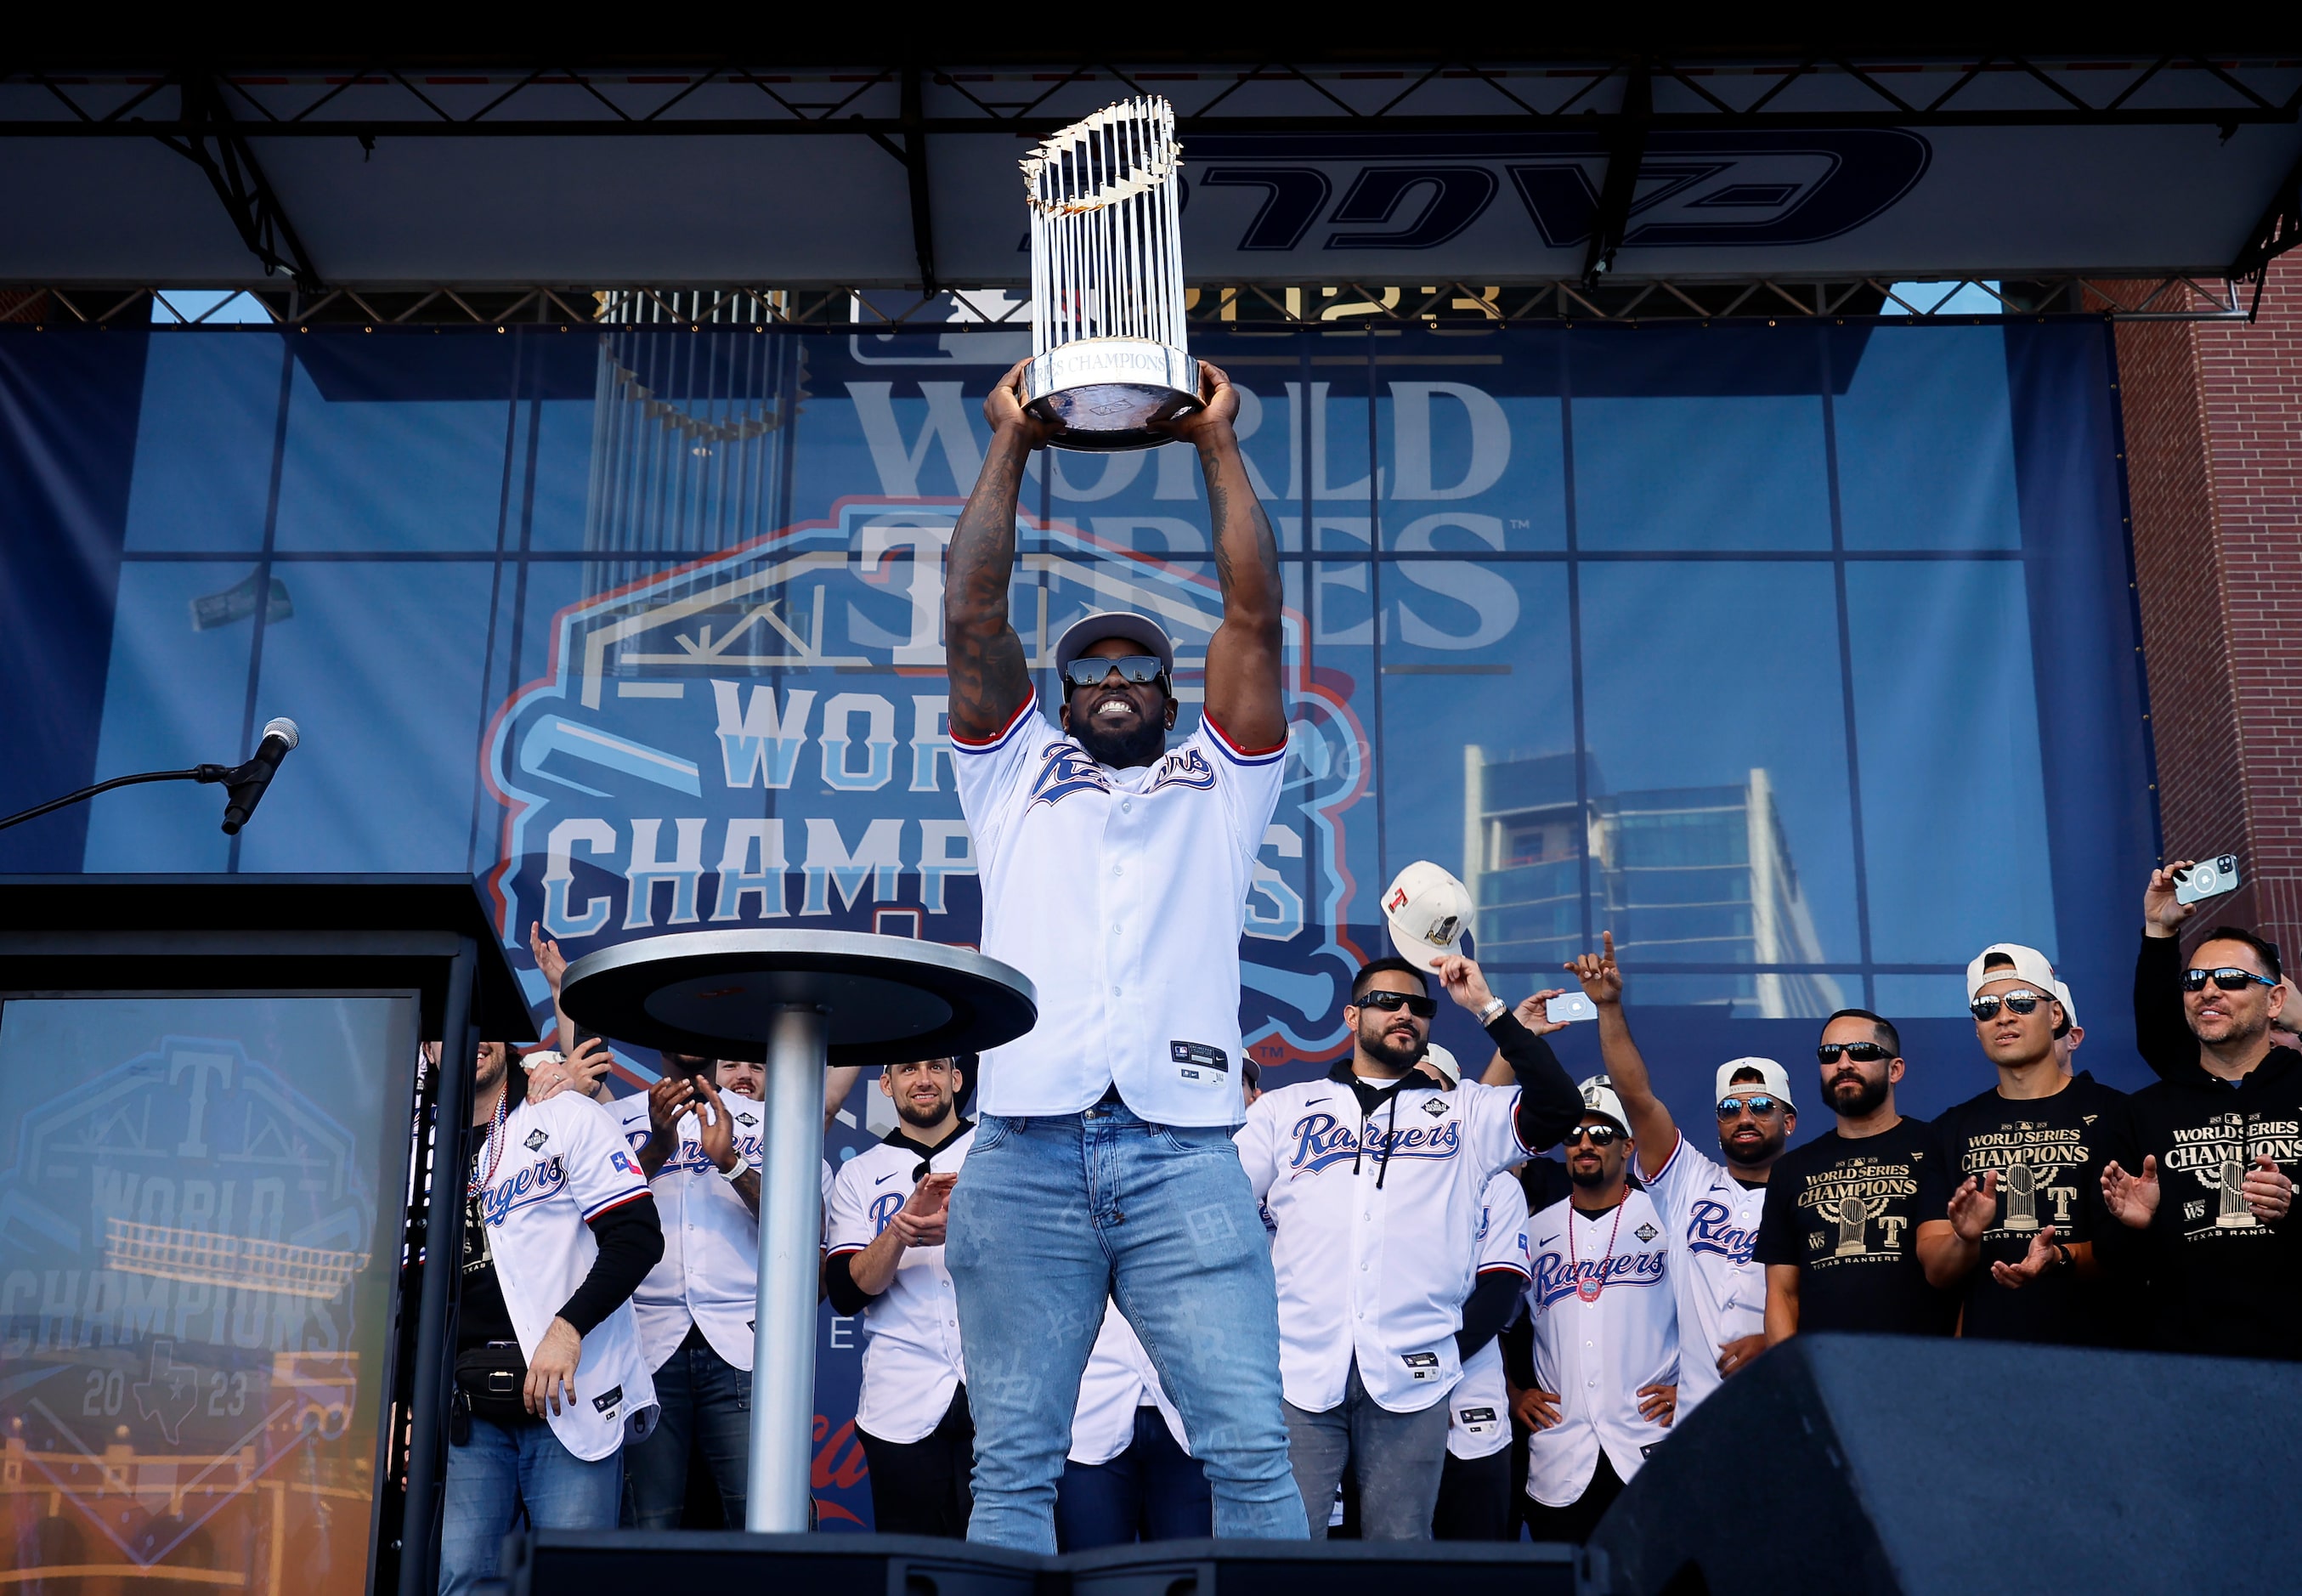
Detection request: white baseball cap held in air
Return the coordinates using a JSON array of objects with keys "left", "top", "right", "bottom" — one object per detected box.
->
[
  {"left": 1965, "top": 942, "right": 2059, "bottom": 1002},
  {"left": 1714, "top": 1057, "right": 1795, "bottom": 1111},
  {"left": 1383, "top": 860, "right": 1474, "bottom": 971},
  {"left": 1052, "top": 610, "right": 1176, "bottom": 680},
  {"left": 1576, "top": 1074, "right": 1631, "bottom": 1135}
]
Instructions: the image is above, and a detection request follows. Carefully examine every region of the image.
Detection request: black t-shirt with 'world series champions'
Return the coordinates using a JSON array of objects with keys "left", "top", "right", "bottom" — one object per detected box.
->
[{"left": 1753, "top": 1118, "right": 1955, "bottom": 1337}]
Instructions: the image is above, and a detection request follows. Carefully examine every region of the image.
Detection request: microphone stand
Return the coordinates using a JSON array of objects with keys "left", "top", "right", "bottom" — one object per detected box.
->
[{"left": 0, "top": 764, "right": 236, "bottom": 834}]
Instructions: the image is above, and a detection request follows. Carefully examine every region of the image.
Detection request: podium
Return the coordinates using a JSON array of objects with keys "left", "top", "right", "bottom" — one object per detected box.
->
[
  {"left": 561, "top": 928, "right": 1037, "bottom": 1534},
  {"left": 0, "top": 874, "right": 529, "bottom": 1596}
]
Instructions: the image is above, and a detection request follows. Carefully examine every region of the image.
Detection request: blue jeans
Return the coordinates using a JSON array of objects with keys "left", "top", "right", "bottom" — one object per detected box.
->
[
  {"left": 946, "top": 1104, "right": 1304, "bottom": 1551},
  {"left": 623, "top": 1325, "right": 750, "bottom": 1529},
  {"left": 1283, "top": 1359, "right": 1449, "bottom": 1541},
  {"left": 1055, "top": 1406, "right": 1213, "bottom": 1551},
  {"left": 438, "top": 1415, "right": 622, "bottom": 1596}
]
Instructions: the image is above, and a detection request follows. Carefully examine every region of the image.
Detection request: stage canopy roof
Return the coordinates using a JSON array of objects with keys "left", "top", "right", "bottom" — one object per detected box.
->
[{"left": 5, "top": 31, "right": 2299, "bottom": 309}]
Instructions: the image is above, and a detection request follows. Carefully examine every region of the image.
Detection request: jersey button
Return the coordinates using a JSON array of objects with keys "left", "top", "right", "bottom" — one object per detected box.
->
[
  {"left": 1113, "top": 863, "right": 1124, "bottom": 876},
  {"left": 1122, "top": 800, "right": 1133, "bottom": 812}
]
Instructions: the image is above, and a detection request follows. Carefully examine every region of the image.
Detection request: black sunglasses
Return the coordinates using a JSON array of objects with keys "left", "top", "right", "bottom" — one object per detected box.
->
[
  {"left": 1970, "top": 989, "right": 2048, "bottom": 1021},
  {"left": 1062, "top": 655, "right": 1167, "bottom": 689},
  {"left": 1716, "top": 1095, "right": 1784, "bottom": 1118},
  {"left": 1565, "top": 1123, "right": 1624, "bottom": 1147},
  {"left": 2183, "top": 967, "right": 2277, "bottom": 993},
  {"left": 1355, "top": 989, "right": 1439, "bottom": 1019},
  {"left": 1817, "top": 1041, "right": 1893, "bottom": 1064}
]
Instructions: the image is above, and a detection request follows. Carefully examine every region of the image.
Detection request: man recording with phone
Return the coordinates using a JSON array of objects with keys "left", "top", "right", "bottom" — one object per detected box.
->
[
  {"left": 824, "top": 1056, "right": 977, "bottom": 1536},
  {"left": 2096, "top": 865, "right": 2301, "bottom": 1358}
]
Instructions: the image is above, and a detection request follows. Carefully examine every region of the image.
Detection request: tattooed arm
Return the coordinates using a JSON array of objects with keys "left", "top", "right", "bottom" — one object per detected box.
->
[
  {"left": 1157, "top": 362, "right": 1286, "bottom": 751},
  {"left": 943, "top": 360, "right": 1051, "bottom": 740}
]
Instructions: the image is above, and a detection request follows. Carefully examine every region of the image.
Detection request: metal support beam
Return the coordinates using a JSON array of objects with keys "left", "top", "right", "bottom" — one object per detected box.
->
[
  {"left": 2231, "top": 145, "right": 2302, "bottom": 303},
  {"left": 161, "top": 72, "right": 323, "bottom": 291},
  {"left": 901, "top": 64, "right": 939, "bottom": 296},
  {"left": 1582, "top": 64, "right": 1649, "bottom": 286}
]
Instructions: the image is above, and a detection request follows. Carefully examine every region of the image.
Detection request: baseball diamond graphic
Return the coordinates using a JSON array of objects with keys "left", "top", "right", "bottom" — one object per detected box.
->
[{"left": 484, "top": 500, "right": 1373, "bottom": 1084}]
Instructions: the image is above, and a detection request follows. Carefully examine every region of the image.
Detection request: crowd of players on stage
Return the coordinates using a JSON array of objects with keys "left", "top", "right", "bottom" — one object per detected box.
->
[{"left": 431, "top": 857, "right": 2300, "bottom": 1591}]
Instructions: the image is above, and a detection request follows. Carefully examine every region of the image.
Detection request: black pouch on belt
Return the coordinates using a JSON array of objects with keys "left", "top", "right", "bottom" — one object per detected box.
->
[{"left": 454, "top": 1340, "right": 531, "bottom": 1429}]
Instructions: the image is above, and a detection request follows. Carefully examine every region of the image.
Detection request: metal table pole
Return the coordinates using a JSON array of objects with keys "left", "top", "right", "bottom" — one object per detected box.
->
[{"left": 747, "top": 1002, "right": 829, "bottom": 1531}]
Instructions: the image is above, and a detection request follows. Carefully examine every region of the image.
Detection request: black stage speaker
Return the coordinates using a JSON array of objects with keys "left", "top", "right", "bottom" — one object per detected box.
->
[
  {"left": 1586, "top": 1333, "right": 2302, "bottom": 1596},
  {"left": 506, "top": 1531, "right": 1574, "bottom": 1596}
]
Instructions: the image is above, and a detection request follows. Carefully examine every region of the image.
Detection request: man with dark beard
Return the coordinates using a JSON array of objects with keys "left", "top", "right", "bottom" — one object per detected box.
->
[
  {"left": 1558, "top": 932, "right": 1790, "bottom": 1414},
  {"left": 1519, "top": 1078, "right": 1679, "bottom": 1546},
  {"left": 824, "top": 1056, "right": 976, "bottom": 1536},
  {"left": 1755, "top": 1010, "right": 1953, "bottom": 1341},
  {"left": 1237, "top": 954, "right": 1582, "bottom": 1540}
]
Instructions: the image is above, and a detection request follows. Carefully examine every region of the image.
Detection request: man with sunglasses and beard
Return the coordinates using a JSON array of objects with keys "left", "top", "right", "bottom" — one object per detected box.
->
[
  {"left": 936, "top": 359, "right": 1309, "bottom": 1548},
  {"left": 2096, "top": 869, "right": 2301, "bottom": 1358},
  {"left": 1236, "top": 954, "right": 1582, "bottom": 1540},
  {"left": 1915, "top": 944, "right": 2135, "bottom": 1344},
  {"left": 1519, "top": 1077, "right": 1679, "bottom": 1546},
  {"left": 1756, "top": 1011, "right": 1953, "bottom": 1342},
  {"left": 824, "top": 1057, "right": 977, "bottom": 1535},
  {"left": 1555, "top": 932, "right": 1791, "bottom": 1414}
]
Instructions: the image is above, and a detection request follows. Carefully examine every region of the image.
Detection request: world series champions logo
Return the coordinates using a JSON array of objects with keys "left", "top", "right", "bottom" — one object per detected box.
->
[{"left": 484, "top": 502, "right": 1372, "bottom": 1084}]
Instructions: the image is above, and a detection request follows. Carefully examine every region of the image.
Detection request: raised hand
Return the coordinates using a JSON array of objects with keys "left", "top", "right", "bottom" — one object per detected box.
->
[
  {"left": 2143, "top": 863, "right": 2199, "bottom": 938},
  {"left": 1565, "top": 930, "right": 1625, "bottom": 1006},
  {"left": 1514, "top": 989, "right": 1570, "bottom": 1038},
  {"left": 529, "top": 921, "right": 568, "bottom": 992},
  {"left": 1436, "top": 953, "right": 1497, "bottom": 1015},
  {"left": 1157, "top": 359, "right": 1240, "bottom": 444},
  {"left": 525, "top": 1056, "right": 574, "bottom": 1104},
  {"left": 563, "top": 1035, "right": 614, "bottom": 1101},
  {"left": 693, "top": 1077, "right": 741, "bottom": 1173},
  {"left": 982, "top": 357, "right": 1053, "bottom": 448},
  {"left": 890, "top": 1172, "right": 958, "bottom": 1248},
  {"left": 2243, "top": 1152, "right": 2294, "bottom": 1220},
  {"left": 647, "top": 1072, "right": 696, "bottom": 1136},
  {"left": 1636, "top": 1382, "right": 1678, "bottom": 1429},
  {"left": 1989, "top": 1225, "right": 2061, "bottom": 1289},
  {"left": 1945, "top": 1172, "right": 2000, "bottom": 1242},
  {"left": 2101, "top": 1156, "right": 2161, "bottom": 1229}
]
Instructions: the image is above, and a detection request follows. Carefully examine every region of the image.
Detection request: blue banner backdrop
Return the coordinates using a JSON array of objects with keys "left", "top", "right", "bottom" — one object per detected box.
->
[{"left": 0, "top": 316, "right": 2156, "bottom": 1527}]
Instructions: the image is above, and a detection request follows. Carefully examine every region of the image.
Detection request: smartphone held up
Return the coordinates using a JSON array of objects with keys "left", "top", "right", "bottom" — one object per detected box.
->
[{"left": 2175, "top": 854, "right": 2242, "bottom": 907}]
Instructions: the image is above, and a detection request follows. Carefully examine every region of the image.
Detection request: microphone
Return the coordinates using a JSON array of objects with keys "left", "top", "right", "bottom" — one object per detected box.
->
[{"left": 220, "top": 717, "right": 300, "bottom": 835}]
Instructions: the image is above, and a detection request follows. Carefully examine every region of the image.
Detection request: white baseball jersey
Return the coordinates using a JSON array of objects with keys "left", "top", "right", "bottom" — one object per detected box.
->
[
  {"left": 1524, "top": 1186, "right": 1677, "bottom": 1506},
  {"left": 614, "top": 1093, "right": 765, "bottom": 1372},
  {"left": 823, "top": 1126, "right": 975, "bottom": 1444},
  {"left": 1069, "top": 1299, "right": 1190, "bottom": 1465},
  {"left": 1448, "top": 1171, "right": 1532, "bottom": 1462},
  {"left": 1645, "top": 1132, "right": 1767, "bottom": 1413},
  {"left": 470, "top": 1091, "right": 658, "bottom": 1462},
  {"left": 1236, "top": 1072, "right": 1537, "bottom": 1412},
  {"left": 952, "top": 692, "right": 1286, "bottom": 1126}
]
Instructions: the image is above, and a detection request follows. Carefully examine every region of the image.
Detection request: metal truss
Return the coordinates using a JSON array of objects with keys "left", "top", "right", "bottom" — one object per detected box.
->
[{"left": 5, "top": 275, "right": 2254, "bottom": 329}]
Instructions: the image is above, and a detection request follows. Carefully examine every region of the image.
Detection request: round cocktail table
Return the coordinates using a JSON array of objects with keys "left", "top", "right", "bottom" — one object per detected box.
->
[{"left": 561, "top": 929, "right": 1037, "bottom": 1532}]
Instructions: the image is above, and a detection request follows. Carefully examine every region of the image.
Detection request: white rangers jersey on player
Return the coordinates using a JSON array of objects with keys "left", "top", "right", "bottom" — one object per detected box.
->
[
  {"left": 614, "top": 1093, "right": 765, "bottom": 1372},
  {"left": 1236, "top": 1072, "right": 1538, "bottom": 1412},
  {"left": 952, "top": 692, "right": 1286, "bottom": 1126},
  {"left": 823, "top": 1125, "right": 976, "bottom": 1444},
  {"left": 1524, "top": 1186, "right": 1677, "bottom": 1505},
  {"left": 1448, "top": 1171, "right": 1532, "bottom": 1462},
  {"left": 471, "top": 1090, "right": 658, "bottom": 1462},
  {"left": 1069, "top": 1299, "right": 1190, "bottom": 1465},
  {"left": 1644, "top": 1132, "right": 1767, "bottom": 1413}
]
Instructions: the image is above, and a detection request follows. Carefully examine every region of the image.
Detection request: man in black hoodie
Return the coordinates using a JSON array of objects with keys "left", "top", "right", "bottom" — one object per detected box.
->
[{"left": 2101, "top": 864, "right": 2300, "bottom": 1358}]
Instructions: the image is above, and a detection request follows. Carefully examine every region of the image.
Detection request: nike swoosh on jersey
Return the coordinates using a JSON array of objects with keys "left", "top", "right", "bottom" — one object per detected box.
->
[{"left": 875, "top": 1172, "right": 900, "bottom": 1186}]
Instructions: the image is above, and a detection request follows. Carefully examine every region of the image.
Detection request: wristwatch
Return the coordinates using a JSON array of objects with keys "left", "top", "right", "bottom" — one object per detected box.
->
[{"left": 1477, "top": 998, "right": 1507, "bottom": 1024}]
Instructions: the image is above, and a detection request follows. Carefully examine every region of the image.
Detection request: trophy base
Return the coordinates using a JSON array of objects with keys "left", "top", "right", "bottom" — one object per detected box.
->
[{"left": 1022, "top": 339, "right": 1201, "bottom": 452}]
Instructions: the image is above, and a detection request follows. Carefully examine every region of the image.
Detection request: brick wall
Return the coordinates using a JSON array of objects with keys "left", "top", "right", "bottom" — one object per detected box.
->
[{"left": 2117, "top": 252, "right": 2302, "bottom": 963}]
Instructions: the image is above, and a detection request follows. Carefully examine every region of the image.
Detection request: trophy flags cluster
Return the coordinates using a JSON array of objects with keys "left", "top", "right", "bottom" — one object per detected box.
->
[{"left": 1018, "top": 96, "right": 1202, "bottom": 450}]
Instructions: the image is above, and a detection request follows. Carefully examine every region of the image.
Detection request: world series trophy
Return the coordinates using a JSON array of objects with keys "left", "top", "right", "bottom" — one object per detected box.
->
[
  {"left": 2216, "top": 1155, "right": 2260, "bottom": 1227},
  {"left": 2002, "top": 1162, "right": 2042, "bottom": 1231},
  {"left": 1018, "top": 95, "right": 1202, "bottom": 450}
]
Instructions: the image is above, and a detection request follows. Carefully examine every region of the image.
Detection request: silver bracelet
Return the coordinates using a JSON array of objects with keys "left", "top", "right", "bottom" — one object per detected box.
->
[{"left": 1478, "top": 998, "right": 1506, "bottom": 1023}]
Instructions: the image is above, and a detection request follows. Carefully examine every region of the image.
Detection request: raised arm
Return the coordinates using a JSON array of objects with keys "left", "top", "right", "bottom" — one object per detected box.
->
[
  {"left": 1568, "top": 931, "right": 1677, "bottom": 1180},
  {"left": 1160, "top": 364, "right": 1285, "bottom": 750},
  {"left": 942, "top": 362, "right": 1050, "bottom": 740}
]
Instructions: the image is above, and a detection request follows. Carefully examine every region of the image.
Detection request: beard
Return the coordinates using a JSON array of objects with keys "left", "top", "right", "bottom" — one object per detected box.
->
[
  {"left": 1072, "top": 713, "right": 1168, "bottom": 769},
  {"left": 1358, "top": 1021, "right": 1424, "bottom": 1070},
  {"left": 896, "top": 1093, "right": 952, "bottom": 1129},
  {"left": 1569, "top": 1157, "right": 1616, "bottom": 1190},
  {"left": 1720, "top": 1126, "right": 1787, "bottom": 1169},
  {"left": 1827, "top": 1071, "right": 1891, "bottom": 1118}
]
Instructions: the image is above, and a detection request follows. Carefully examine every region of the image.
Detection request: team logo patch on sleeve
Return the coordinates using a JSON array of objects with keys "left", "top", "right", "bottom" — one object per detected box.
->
[{"left": 610, "top": 1150, "right": 642, "bottom": 1179}]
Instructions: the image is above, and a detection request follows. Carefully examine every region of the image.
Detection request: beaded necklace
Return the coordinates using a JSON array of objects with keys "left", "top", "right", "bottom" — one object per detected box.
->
[
  {"left": 1570, "top": 1197, "right": 1626, "bottom": 1304},
  {"left": 467, "top": 1084, "right": 509, "bottom": 1198}
]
